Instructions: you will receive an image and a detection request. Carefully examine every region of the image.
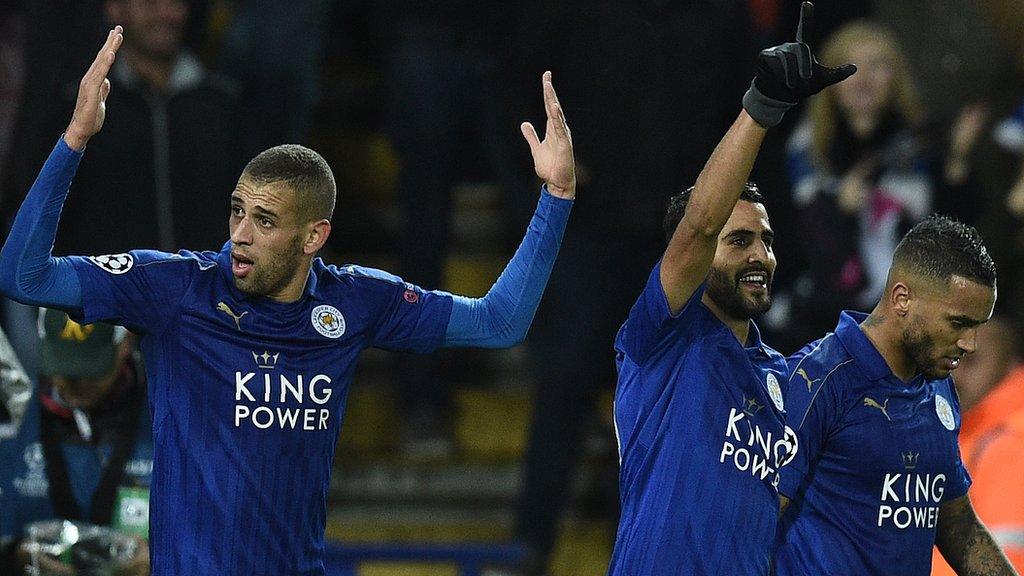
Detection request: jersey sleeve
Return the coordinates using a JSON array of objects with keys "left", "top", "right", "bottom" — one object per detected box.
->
[
  {"left": 358, "top": 270, "right": 454, "bottom": 353},
  {"left": 67, "top": 250, "right": 198, "bottom": 334},
  {"left": 615, "top": 260, "right": 706, "bottom": 364},
  {"left": 778, "top": 350, "right": 841, "bottom": 499}
]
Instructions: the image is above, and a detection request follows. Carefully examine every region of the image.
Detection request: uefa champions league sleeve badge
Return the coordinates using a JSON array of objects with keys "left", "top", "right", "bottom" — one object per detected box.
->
[{"left": 88, "top": 253, "right": 134, "bottom": 275}]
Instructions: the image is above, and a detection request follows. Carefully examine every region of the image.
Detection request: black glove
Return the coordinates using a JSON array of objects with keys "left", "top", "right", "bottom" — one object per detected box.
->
[{"left": 743, "top": 1, "right": 857, "bottom": 128}]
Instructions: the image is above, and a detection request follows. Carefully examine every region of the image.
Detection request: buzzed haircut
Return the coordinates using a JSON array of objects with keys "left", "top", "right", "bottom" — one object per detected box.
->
[
  {"left": 662, "top": 182, "right": 764, "bottom": 244},
  {"left": 892, "top": 214, "right": 996, "bottom": 288},
  {"left": 242, "top": 145, "right": 336, "bottom": 221}
]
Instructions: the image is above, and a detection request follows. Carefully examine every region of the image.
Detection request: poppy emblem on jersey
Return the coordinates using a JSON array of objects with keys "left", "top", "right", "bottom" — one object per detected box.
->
[
  {"left": 403, "top": 290, "right": 419, "bottom": 304},
  {"left": 766, "top": 373, "right": 784, "bottom": 412},
  {"left": 89, "top": 253, "right": 134, "bottom": 274},
  {"left": 311, "top": 305, "right": 345, "bottom": 339},
  {"left": 935, "top": 394, "right": 956, "bottom": 431}
]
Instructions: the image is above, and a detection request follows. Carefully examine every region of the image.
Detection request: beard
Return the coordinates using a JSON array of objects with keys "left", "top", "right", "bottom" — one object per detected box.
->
[
  {"left": 705, "top": 265, "right": 773, "bottom": 321},
  {"left": 234, "top": 236, "right": 306, "bottom": 297},
  {"left": 901, "top": 316, "right": 947, "bottom": 380}
]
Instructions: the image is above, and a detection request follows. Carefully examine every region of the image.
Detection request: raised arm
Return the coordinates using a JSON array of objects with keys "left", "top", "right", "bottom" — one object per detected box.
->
[
  {"left": 936, "top": 495, "right": 1019, "bottom": 576},
  {"left": 444, "top": 71, "right": 574, "bottom": 347},
  {"left": 0, "top": 27, "right": 123, "bottom": 309},
  {"left": 660, "top": 1, "right": 855, "bottom": 313}
]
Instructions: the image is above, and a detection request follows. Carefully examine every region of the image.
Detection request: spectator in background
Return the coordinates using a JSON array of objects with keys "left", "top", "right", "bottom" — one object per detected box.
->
[
  {"left": 219, "top": 0, "right": 332, "bottom": 158},
  {"left": 785, "top": 21, "right": 931, "bottom": 344},
  {"left": 932, "top": 316, "right": 1024, "bottom": 574},
  {"left": 380, "top": 0, "right": 536, "bottom": 455},
  {"left": 0, "top": 310, "right": 151, "bottom": 575},
  {"left": 3, "top": 0, "right": 244, "bottom": 256}
]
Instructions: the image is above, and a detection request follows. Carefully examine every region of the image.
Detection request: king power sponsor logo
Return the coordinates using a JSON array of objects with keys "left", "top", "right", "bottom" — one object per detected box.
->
[
  {"left": 232, "top": 351, "right": 334, "bottom": 431},
  {"left": 877, "top": 472, "right": 946, "bottom": 529},
  {"left": 719, "top": 403, "right": 798, "bottom": 489}
]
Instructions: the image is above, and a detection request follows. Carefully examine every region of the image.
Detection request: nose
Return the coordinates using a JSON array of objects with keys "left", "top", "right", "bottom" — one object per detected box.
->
[
  {"left": 748, "top": 241, "right": 769, "bottom": 265},
  {"left": 230, "top": 215, "right": 253, "bottom": 246},
  {"left": 957, "top": 328, "right": 978, "bottom": 355}
]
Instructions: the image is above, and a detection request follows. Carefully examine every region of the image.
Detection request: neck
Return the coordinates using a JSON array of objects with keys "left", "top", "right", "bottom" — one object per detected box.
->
[
  {"left": 269, "top": 259, "right": 314, "bottom": 303},
  {"left": 861, "top": 306, "right": 916, "bottom": 381},
  {"left": 702, "top": 293, "right": 751, "bottom": 344},
  {"left": 123, "top": 46, "right": 175, "bottom": 91}
]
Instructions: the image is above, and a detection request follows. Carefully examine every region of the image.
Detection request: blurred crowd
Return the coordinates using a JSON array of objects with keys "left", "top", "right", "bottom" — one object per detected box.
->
[{"left": 1, "top": 1, "right": 1023, "bottom": 575}]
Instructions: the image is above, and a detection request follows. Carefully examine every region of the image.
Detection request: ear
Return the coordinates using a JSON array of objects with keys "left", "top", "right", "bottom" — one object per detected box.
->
[
  {"left": 303, "top": 220, "right": 331, "bottom": 255},
  {"left": 890, "top": 282, "right": 911, "bottom": 317}
]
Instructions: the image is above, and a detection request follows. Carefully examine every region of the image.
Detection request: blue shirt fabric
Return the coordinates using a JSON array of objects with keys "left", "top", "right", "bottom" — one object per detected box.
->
[
  {"left": 65, "top": 247, "right": 453, "bottom": 576},
  {"left": 608, "top": 262, "right": 791, "bottom": 576},
  {"left": 776, "top": 311, "right": 972, "bottom": 576}
]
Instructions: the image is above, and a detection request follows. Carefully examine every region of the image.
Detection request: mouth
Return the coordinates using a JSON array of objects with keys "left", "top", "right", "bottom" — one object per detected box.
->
[
  {"left": 231, "top": 252, "right": 254, "bottom": 278},
  {"left": 944, "top": 356, "right": 961, "bottom": 371},
  {"left": 737, "top": 270, "right": 769, "bottom": 291}
]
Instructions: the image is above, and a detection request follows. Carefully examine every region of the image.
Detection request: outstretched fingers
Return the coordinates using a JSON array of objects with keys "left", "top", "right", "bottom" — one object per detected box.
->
[
  {"left": 542, "top": 72, "right": 570, "bottom": 143},
  {"left": 84, "top": 26, "right": 123, "bottom": 88}
]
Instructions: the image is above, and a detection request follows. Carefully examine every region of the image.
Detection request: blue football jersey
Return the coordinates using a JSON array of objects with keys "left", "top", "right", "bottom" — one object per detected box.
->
[
  {"left": 608, "top": 262, "right": 792, "bottom": 576},
  {"left": 776, "top": 311, "right": 972, "bottom": 576},
  {"left": 67, "top": 247, "right": 454, "bottom": 576}
]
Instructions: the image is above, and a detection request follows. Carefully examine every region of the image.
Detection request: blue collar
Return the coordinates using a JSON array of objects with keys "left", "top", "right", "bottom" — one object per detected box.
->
[
  {"left": 835, "top": 310, "right": 904, "bottom": 382},
  {"left": 216, "top": 242, "right": 321, "bottom": 302},
  {"left": 743, "top": 318, "right": 771, "bottom": 358}
]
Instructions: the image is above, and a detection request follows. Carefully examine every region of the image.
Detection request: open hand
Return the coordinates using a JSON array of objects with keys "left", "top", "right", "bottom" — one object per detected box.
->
[
  {"left": 65, "top": 26, "right": 123, "bottom": 151},
  {"left": 521, "top": 71, "right": 576, "bottom": 199}
]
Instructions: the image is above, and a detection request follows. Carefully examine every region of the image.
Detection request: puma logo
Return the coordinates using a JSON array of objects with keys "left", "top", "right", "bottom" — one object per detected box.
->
[
  {"left": 863, "top": 396, "right": 891, "bottom": 421},
  {"left": 217, "top": 301, "right": 248, "bottom": 330},
  {"left": 796, "top": 368, "right": 819, "bottom": 392}
]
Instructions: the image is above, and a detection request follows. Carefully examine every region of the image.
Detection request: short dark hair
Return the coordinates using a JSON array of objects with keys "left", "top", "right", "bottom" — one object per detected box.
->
[
  {"left": 242, "top": 144, "right": 336, "bottom": 221},
  {"left": 662, "top": 182, "right": 764, "bottom": 243},
  {"left": 892, "top": 214, "right": 996, "bottom": 288}
]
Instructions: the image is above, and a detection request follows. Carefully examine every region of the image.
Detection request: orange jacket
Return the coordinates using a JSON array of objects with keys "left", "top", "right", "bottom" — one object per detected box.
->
[{"left": 933, "top": 366, "right": 1024, "bottom": 575}]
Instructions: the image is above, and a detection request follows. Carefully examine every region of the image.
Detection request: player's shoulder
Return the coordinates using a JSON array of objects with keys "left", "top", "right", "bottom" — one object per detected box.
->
[
  {"left": 319, "top": 263, "right": 406, "bottom": 286},
  {"left": 787, "top": 332, "right": 857, "bottom": 392}
]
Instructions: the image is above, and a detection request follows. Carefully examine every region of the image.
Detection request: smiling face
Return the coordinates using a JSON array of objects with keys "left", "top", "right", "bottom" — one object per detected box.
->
[
  {"left": 229, "top": 176, "right": 319, "bottom": 302},
  {"left": 899, "top": 275, "right": 996, "bottom": 380},
  {"left": 705, "top": 201, "right": 777, "bottom": 322}
]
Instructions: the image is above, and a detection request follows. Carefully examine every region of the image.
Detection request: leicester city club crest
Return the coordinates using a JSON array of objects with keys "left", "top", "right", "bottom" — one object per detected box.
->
[
  {"left": 311, "top": 305, "right": 345, "bottom": 339},
  {"left": 935, "top": 394, "right": 955, "bottom": 431},
  {"left": 767, "top": 372, "right": 784, "bottom": 412}
]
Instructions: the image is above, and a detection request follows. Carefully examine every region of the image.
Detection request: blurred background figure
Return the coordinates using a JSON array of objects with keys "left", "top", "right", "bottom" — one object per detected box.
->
[
  {"left": 378, "top": 0, "right": 535, "bottom": 457},
  {"left": 932, "top": 316, "right": 1024, "bottom": 575},
  {"left": 0, "top": 324, "right": 31, "bottom": 437},
  {"left": 0, "top": 310, "right": 151, "bottom": 575},
  {"left": 219, "top": 0, "right": 333, "bottom": 158},
  {"left": 779, "top": 20, "right": 932, "bottom": 349}
]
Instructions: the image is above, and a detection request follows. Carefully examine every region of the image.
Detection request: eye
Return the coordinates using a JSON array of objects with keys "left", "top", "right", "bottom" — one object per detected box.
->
[
  {"left": 231, "top": 206, "right": 243, "bottom": 218},
  {"left": 259, "top": 216, "right": 274, "bottom": 228},
  {"left": 731, "top": 237, "right": 747, "bottom": 247}
]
